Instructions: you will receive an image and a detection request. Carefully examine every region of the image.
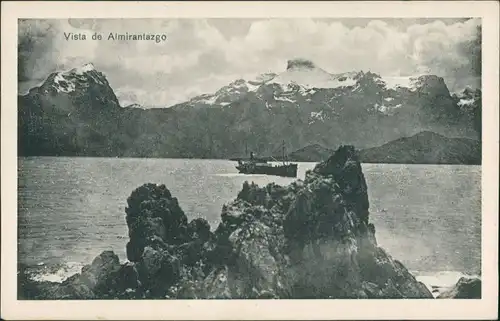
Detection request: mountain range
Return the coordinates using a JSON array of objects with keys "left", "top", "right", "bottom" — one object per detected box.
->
[{"left": 18, "top": 59, "right": 481, "bottom": 160}]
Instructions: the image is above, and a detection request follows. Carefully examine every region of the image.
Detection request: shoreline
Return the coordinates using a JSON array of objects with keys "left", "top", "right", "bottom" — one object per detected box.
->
[
  {"left": 20, "top": 260, "right": 480, "bottom": 299},
  {"left": 18, "top": 154, "right": 481, "bottom": 166}
]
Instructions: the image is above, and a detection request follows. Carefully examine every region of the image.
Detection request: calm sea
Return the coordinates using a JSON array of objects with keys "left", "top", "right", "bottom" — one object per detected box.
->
[{"left": 17, "top": 157, "right": 481, "bottom": 292}]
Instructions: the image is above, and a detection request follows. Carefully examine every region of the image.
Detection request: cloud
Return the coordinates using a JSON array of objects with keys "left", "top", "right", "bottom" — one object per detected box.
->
[{"left": 18, "top": 18, "right": 481, "bottom": 107}]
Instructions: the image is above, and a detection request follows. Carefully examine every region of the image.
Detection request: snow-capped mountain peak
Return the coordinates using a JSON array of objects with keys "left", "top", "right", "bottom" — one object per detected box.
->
[
  {"left": 72, "top": 62, "right": 96, "bottom": 74},
  {"left": 47, "top": 63, "right": 107, "bottom": 94},
  {"left": 178, "top": 59, "right": 458, "bottom": 118},
  {"left": 273, "top": 59, "right": 358, "bottom": 89},
  {"left": 26, "top": 62, "right": 120, "bottom": 111},
  {"left": 380, "top": 76, "right": 417, "bottom": 90}
]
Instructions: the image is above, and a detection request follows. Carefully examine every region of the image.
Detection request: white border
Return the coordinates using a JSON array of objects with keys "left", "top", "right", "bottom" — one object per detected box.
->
[{"left": 1, "top": 1, "right": 499, "bottom": 320}]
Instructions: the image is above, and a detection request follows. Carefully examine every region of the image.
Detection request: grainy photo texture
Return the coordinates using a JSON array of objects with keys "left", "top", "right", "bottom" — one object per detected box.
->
[{"left": 17, "top": 18, "right": 482, "bottom": 300}]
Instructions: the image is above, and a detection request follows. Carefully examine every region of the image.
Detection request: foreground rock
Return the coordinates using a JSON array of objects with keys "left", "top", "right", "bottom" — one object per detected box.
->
[
  {"left": 19, "top": 251, "right": 123, "bottom": 299},
  {"left": 19, "top": 145, "right": 434, "bottom": 299},
  {"left": 437, "top": 277, "right": 481, "bottom": 299}
]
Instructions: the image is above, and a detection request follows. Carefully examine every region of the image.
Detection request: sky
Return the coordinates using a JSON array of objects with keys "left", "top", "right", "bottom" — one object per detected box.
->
[{"left": 18, "top": 18, "right": 481, "bottom": 107}]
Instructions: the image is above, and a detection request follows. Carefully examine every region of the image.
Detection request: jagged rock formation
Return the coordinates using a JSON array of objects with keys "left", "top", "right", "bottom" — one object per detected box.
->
[
  {"left": 18, "top": 60, "right": 481, "bottom": 158},
  {"left": 19, "top": 146, "right": 436, "bottom": 299},
  {"left": 437, "top": 277, "right": 481, "bottom": 299}
]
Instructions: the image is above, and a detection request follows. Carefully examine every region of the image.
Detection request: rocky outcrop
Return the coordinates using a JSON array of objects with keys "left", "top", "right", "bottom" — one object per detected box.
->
[
  {"left": 19, "top": 146, "right": 434, "bottom": 299},
  {"left": 437, "top": 277, "right": 481, "bottom": 299},
  {"left": 19, "top": 251, "right": 122, "bottom": 299}
]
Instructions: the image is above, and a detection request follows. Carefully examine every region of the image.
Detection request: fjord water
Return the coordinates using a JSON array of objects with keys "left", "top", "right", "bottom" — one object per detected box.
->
[{"left": 18, "top": 157, "right": 481, "bottom": 291}]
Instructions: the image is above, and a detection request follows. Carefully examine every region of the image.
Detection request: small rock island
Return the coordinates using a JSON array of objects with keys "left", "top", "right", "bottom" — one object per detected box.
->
[{"left": 18, "top": 146, "right": 480, "bottom": 299}]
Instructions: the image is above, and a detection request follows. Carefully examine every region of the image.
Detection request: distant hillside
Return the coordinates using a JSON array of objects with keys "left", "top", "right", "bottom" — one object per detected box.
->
[
  {"left": 287, "top": 131, "right": 481, "bottom": 164},
  {"left": 358, "top": 131, "right": 481, "bottom": 165},
  {"left": 286, "top": 144, "right": 334, "bottom": 162}
]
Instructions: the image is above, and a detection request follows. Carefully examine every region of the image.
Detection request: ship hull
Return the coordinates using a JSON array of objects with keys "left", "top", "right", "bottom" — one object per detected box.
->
[{"left": 236, "top": 163, "right": 298, "bottom": 178}]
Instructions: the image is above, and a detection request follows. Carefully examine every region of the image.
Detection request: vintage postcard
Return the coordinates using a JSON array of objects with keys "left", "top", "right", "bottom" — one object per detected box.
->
[{"left": 1, "top": 1, "right": 499, "bottom": 320}]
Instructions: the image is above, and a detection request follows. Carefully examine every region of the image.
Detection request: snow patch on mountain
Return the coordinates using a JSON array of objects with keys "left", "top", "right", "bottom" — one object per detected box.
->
[
  {"left": 250, "top": 73, "right": 277, "bottom": 84},
  {"left": 373, "top": 101, "right": 404, "bottom": 115},
  {"left": 453, "top": 87, "right": 480, "bottom": 113},
  {"left": 382, "top": 76, "right": 417, "bottom": 90},
  {"left": 273, "top": 65, "right": 357, "bottom": 89},
  {"left": 50, "top": 63, "right": 106, "bottom": 93},
  {"left": 124, "top": 103, "right": 146, "bottom": 109},
  {"left": 310, "top": 111, "right": 324, "bottom": 120},
  {"left": 309, "top": 110, "right": 326, "bottom": 124},
  {"left": 275, "top": 95, "right": 296, "bottom": 103},
  {"left": 457, "top": 98, "right": 475, "bottom": 107},
  {"left": 351, "top": 83, "right": 362, "bottom": 92},
  {"left": 53, "top": 73, "right": 75, "bottom": 93},
  {"left": 200, "top": 95, "right": 217, "bottom": 105},
  {"left": 73, "top": 63, "right": 96, "bottom": 75},
  {"left": 186, "top": 77, "right": 271, "bottom": 106},
  {"left": 374, "top": 103, "right": 389, "bottom": 113},
  {"left": 245, "top": 82, "right": 261, "bottom": 92}
]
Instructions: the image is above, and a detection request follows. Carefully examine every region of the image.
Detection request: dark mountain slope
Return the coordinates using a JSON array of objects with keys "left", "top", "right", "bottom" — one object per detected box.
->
[
  {"left": 286, "top": 144, "right": 334, "bottom": 162},
  {"left": 358, "top": 131, "right": 481, "bottom": 165}
]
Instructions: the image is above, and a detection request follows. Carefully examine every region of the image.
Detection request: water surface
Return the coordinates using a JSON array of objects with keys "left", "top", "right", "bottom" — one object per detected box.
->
[{"left": 18, "top": 157, "right": 481, "bottom": 287}]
